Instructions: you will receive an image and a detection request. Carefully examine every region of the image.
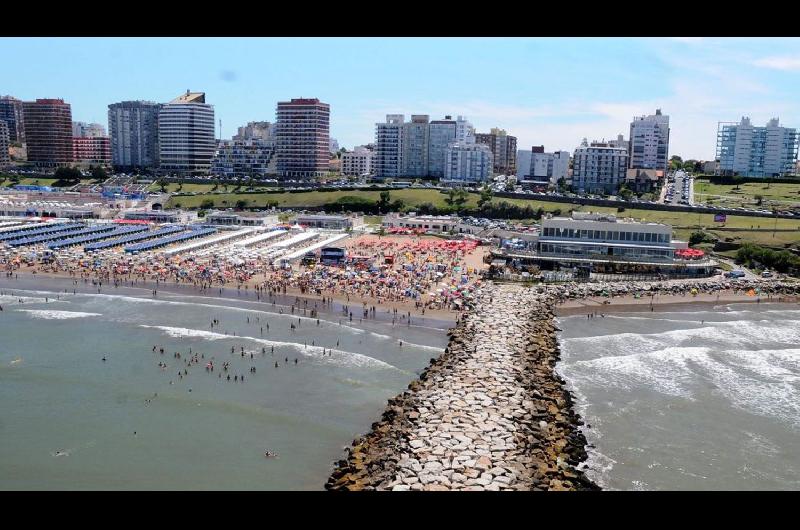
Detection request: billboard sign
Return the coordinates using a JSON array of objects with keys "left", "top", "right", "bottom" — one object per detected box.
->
[{"left": 714, "top": 213, "right": 727, "bottom": 222}]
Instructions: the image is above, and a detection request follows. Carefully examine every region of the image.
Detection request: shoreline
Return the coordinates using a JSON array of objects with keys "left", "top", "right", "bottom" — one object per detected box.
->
[
  {"left": 554, "top": 292, "right": 800, "bottom": 317},
  {"left": 0, "top": 272, "right": 457, "bottom": 332}
]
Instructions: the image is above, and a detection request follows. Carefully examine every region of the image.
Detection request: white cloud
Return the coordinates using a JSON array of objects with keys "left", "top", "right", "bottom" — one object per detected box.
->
[{"left": 753, "top": 56, "right": 800, "bottom": 71}]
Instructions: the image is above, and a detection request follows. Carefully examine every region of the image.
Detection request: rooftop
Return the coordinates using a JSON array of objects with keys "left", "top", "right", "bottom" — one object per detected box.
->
[{"left": 170, "top": 91, "right": 206, "bottom": 104}]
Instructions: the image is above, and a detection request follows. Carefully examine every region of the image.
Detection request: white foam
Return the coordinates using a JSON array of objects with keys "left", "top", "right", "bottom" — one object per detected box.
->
[
  {"left": 16, "top": 309, "right": 102, "bottom": 320},
  {"left": 81, "top": 292, "right": 444, "bottom": 353},
  {"left": 138, "top": 325, "right": 404, "bottom": 372}
]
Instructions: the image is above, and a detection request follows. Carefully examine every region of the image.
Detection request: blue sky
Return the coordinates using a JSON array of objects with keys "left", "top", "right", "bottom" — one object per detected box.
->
[{"left": 4, "top": 37, "right": 800, "bottom": 160}]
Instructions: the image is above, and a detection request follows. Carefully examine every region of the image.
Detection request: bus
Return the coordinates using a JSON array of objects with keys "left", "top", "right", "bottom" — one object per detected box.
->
[{"left": 320, "top": 247, "right": 346, "bottom": 265}]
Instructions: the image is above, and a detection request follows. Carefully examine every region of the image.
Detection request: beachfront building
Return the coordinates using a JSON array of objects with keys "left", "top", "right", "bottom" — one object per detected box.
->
[
  {"left": 516, "top": 146, "right": 570, "bottom": 188},
  {"left": 22, "top": 98, "right": 74, "bottom": 168},
  {"left": 108, "top": 100, "right": 162, "bottom": 172},
  {"left": 341, "top": 146, "right": 373, "bottom": 177},
  {"left": 716, "top": 117, "right": 799, "bottom": 177},
  {"left": 442, "top": 142, "right": 493, "bottom": 185},
  {"left": 275, "top": 98, "right": 330, "bottom": 180},
  {"left": 381, "top": 213, "right": 459, "bottom": 234},
  {"left": 158, "top": 91, "right": 216, "bottom": 176},
  {"left": 572, "top": 140, "right": 629, "bottom": 194},
  {"left": 491, "top": 212, "right": 714, "bottom": 278},
  {"left": 123, "top": 209, "right": 187, "bottom": 223},
  {"left": 629, "top": 109, "right": 670, "bottom": 172},
  {"left": 210, "top": 138, "right": 275, "bottom": 178},
  {"left": 294, "top": 214, "right": 363, "bottom": 230},
  {"left": 204, "top": 211, "right": 279, "bottom": 227},
  {"left": 475, "top": 128, "right": 517, "bottom": 175},
  {"left": 0, "top": 96, "right": 26, "bottom": 144},
  {"left": 374, "top": 114, "right": 404, "bottom": 179},
  {"left": 0, "top": 121, "right": 10, "bottom": 169}
]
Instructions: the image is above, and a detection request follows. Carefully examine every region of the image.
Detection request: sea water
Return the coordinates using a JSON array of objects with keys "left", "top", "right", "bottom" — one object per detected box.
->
[
  {"left": 557, "top": 304, "right": 800, "bottom": 490},
  {"left": 0, "top": 279, "right": 447, "bottom": 490}
]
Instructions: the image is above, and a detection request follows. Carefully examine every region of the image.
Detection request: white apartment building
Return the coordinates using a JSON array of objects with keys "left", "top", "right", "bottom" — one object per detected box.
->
[
  {"left": 233, "top": 121, "right": 273, "bottom": 142},
  {"left": 716, "top": 117, "right": 799, "bottom": 177},
  {"left": 211, "top": 138, "right": 274, "bottom": 178},
  {"left": 72, "top": 122, "right": 106, "bottom": 138},
  {"left": 629, "top": 109, "right": 670, "bottom": 171},
  {"left": 341, "top": 146, "right": 373, "bottom": 177},
  {"left": 158, "top": 91, "right": 215, "bottom": 176},
  {"left": 374, "top": 114, "right": 404, "bottom": 179},
  {"left": 572, "top": 141, "right": 629, "bottom": 194},
  {"left": 455, "top": 115, "right": 475, "bottom": 144},
  {"left": 442, "top": 142, "right": 493, "bottom": 185},
  {"left": 516, "top": 146, "right": 569, "bottom": 186}
]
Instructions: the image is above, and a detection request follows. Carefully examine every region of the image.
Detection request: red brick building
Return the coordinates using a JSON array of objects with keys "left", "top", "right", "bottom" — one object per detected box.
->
[{"left": 73, "top": 136, "right": 112, "bottom": 166}]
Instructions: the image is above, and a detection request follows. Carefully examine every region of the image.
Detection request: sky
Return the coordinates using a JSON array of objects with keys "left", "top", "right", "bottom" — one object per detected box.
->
[{"left": 3, "top": 37, "right": 800, "bottom": 160}]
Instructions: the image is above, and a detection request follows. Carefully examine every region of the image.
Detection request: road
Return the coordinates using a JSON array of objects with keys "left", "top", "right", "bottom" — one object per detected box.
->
[{"left": 667, "top": 170, "right": 695, "bottom": 206}]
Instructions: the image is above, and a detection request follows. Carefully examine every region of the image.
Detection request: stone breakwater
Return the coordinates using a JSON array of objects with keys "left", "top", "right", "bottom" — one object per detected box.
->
[{"left": 325, "top": 282, "right": 598, "bottom": 491}]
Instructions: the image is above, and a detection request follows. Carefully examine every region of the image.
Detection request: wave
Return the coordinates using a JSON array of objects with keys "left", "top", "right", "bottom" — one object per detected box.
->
[
  {"left": 561, "top": 319, "right": 800, "bottom": 358},
  {"left": 560, "top": 343, "right": 800, "bottom": 430},
  {"left": 138, "top": 325, "right": 405, "bottom": 373},
  {"left": 79, "top": 292, "right": 444, "bottom": 353},
  {"left": 16, "top": 309, "right": 102, "bottom": 320}
]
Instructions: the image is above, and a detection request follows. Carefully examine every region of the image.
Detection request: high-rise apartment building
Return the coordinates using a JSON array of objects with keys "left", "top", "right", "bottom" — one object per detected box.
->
[
  {"left": 211, "top": 138, "right": 274, "bottom": 178},
  {"left": 516, "top": 146, "right": 570, "bottom": 187},
  {"left": 402, "top": 115, "right": 430, "bottom": 177},
  {"left": 0, "top": 121, "right": 10, "bottom": 168},
  {"left": 233, "top": 121, "right": 273, "bottom": 142},
  {"left": 572, "top": 141, "right": 629, "bottom": 194},
  {"left": 329, "top": 137, "right": 339, "bottom": 154},
  {"left": 22, "top": 98, "right": 74, "bottom": 168},
  {"left": 108, "top": 100, "right": 162, "bottom": 172},
  {"left": 158, "top": 91, "right": 215, "bottom": 176},
  {"left": 341, "top": 145, "right": 373, "bottom": 177},
  {"left": 455, "top": 115, "right": 475, "bottom": 144},
  {"left": 443, "top": 142, "right": 493, "bottom": 185},
  {"left": 374, "top": 114, "right": 404, "bottom": 179},
  {"left": 72, "top": 122, "right": 106, "bottom": 138},
  {"left": 275, "top": 98, "right": 330, "bottom": 180},
  {"left": 716, "top": 117, "right": 799, "bottom": 177},
  {"left": 73, "top": 136, "right": 112, "bottom": 166},
  {"left": 0, "top": 96, "right": 25, "bottom": 144},
  {"left": 629, "top": 109, "right": 669, "bottom": 171},
  {"left": 428, "top": 117, "right": 457, "bottom": 178},
  {"left": 475, "top": 128, "right": 517, "bottom": 175}
]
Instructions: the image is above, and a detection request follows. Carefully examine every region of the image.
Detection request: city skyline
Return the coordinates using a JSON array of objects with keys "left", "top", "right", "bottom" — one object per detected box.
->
[{"left": 3, "top": 37, "right": 800, "bottom": 160}]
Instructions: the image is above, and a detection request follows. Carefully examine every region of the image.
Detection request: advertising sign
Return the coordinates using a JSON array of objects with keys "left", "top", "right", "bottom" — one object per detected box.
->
[{"left": 714, "top": 213, "right": 727, "bottom": 222}]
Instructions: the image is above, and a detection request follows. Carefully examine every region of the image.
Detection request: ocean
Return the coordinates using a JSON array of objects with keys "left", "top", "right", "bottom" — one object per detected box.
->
[
  {"left": 557, "top": 303, "right": 800, "bottom": 490},
  {"left": 0, "top": 278, "right": 448, "bottom": 490}
]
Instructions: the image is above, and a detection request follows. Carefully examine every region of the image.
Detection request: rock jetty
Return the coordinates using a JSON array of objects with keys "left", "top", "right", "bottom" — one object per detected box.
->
[{"left": 326, "top": 282, "right": 598, "bottom": 491}]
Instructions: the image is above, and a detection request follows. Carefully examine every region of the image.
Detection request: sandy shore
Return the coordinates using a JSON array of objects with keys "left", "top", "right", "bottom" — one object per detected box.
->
[
  {"left": 0, "top": 271, "right": 458, "bottom": 331},
  {"left": 555, "top": 291, "right": 800, "bottom": 316}
]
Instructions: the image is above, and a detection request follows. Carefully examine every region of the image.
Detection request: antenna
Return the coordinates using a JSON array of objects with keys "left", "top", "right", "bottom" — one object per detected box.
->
[{"left": 219, "top": 119, "right": 222, "bottom": 141}]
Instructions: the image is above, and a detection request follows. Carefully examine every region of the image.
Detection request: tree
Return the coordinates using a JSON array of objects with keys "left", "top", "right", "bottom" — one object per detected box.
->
[
  {"left": 453, "top": 188, "right": 469, "bottom": 212},
  {"left": 755, "top": 194, "right": 764, "bottom": 206},
  {"left": 155, "top": 178, "right": 168, "bottom": 193},
  {"left": 377, "top": 190, "right": 391, "bottom": 213},
  {"left": 477, "top": 185, "right": 493, "bottom": 208},
  {"left": 618, "top": 184, "right": 634, "bottom": 201},
  {"left": 90, "top": 165, "right": 108, "bottom": 181},
  {"left": 235, "top": 199, "right": 248, "bottom": 210},
  {"left": 54, "top": 166, "right": 82, "bottom": 184},
  {"left": 200, "top": 199, "right": 215, "bottom": 209}
]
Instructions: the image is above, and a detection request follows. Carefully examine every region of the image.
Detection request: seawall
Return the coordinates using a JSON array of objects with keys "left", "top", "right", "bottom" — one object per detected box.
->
[{"left": 325, "top": 282, "right": 598, "bottom": 491}]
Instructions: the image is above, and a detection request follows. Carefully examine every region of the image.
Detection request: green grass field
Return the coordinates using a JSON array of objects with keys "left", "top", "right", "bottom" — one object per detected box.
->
[{"left": 694, "top": 179, "right": 800, "bottom": 209}]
